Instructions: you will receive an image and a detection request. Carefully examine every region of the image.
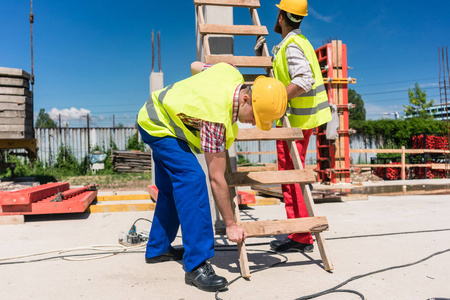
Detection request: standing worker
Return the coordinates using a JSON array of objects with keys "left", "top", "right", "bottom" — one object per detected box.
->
[
  {"left": 269, "top": 0, "right": 332, "bottom": 252},
  {"left": 137, "top": 62, "right": 287, "bottom": 292}
]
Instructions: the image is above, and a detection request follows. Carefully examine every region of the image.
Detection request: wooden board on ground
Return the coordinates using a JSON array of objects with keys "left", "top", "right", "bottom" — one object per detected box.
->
[{"left": 251, "top": 185, "right": 369, "bottom": 202}]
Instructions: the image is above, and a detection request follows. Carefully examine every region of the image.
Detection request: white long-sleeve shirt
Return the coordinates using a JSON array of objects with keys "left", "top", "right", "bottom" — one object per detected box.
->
[{"left": 272, "top": 29, "right": 315, "bottom": 93}]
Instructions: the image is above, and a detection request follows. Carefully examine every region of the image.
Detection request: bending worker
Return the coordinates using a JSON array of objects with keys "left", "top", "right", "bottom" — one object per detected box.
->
[
  {"left": 137, "top": 62, "right": 287, "bottom": 292},
  {"left": 270, "top": 0, "right": 332, "bottom": 252}
]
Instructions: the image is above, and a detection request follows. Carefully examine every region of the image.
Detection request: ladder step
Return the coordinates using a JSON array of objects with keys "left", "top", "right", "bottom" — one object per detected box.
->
[
  {"left": 205, "top": 55, "right": 272, "bottom": 68},
  {"left": 236, "top": 128, "right": 304, "bottom": 141},
  {"left": 199, "top": 24, "right": 268, "bottom": 36},
  {"left": 243, "top": 74, "right": 267, "bottom": 85},
  {"left": 239, "top": 216, "right": 328, "bottom": 237},
  {"left": 225, "top": 169, "right": 316, "bottom": 187},
  {"left": 194, "top": 0, "right": 260, "bottom": 8}
]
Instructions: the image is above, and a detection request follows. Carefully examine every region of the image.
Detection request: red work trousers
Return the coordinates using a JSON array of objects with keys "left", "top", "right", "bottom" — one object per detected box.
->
[{"left": 276, "top": 127, "right": 314, "bottom": 244}]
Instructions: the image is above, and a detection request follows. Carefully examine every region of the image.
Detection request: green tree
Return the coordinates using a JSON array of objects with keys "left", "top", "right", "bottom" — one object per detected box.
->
[
  {"left": 403, "top": 82, "right": 434, "bottom": 119},
  {"left": 35, "top": 109, "right": 57, "bottom": 128},
  {"left": 348, "top": 89, "right": 366, "bottom": 121}
]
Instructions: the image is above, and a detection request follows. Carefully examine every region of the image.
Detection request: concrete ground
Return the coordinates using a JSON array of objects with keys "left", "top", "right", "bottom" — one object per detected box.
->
[{"left": 1, "top": 184, "right": 450, "bottom": 300}]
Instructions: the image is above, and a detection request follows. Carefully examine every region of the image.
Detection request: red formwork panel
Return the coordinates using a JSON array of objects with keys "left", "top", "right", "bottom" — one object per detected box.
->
[
  {"left": 0, "top": 182, "right": 70, "bottom": 205},
  {"left": 0, "top": 183, "right": 97, "bottom": 216},
  {"left": 314, "top": 41, "right": 351, "bottom": 184},
  {"left": 237, "top": 190, "right": 256, "bottom": 205}
]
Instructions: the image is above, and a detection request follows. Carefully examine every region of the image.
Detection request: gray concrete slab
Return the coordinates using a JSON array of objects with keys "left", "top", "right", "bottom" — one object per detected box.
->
[
  {"left": 0, "top": 77, "right": 30, "bottom": 88},
  {"left": 0, "top": 86, "right": 32, "bottom": 97},
  {"left": 0, "top": 67, "right": 31, "bottom": 79},
  {"left": 1, "top": 194, "right": 450, "bottom": 300}
]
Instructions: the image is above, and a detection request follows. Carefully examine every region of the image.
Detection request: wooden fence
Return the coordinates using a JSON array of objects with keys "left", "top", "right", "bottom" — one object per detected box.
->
[{"left": 237, "top": 147, "right": 450, "bottom": 180}]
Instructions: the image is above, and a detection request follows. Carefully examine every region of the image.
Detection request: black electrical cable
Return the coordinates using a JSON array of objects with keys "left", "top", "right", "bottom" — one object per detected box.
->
[
  {"left": 132, "top": 218, "right": 152, "bottom": 227},
  {"left": 0, "top": 250, "right": 145, "bottom": 265},
  {"left": 213, "top": 242, "right": 450, "bottom": 300},
  {"left": 294, "top": 247, "right": 450, "bottom": 300}
]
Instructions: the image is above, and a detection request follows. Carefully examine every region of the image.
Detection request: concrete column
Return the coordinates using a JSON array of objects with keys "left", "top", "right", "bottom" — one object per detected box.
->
[{"left": 149, "top": 72, "right": 164, "bottom": 185}]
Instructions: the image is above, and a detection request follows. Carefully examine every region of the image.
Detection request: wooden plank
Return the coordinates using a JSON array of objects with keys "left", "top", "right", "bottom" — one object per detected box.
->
[
  {"left": 243, "top": 73, "right": 267, "bottom": 85},
  {"left": 225, "top": 169, "right": 316, "bottom": 187},
  {"left": 205, "top": 55, "right": 272, "bottom": 67},
  {"left": 237, "top": 163, "right": 277, "bottom": 172},
  {"left": 239, "top": 217, "right": 328, "bottom": 237},
  {"left": 281, "top": 116, "right": 333, "bottom": 271},
  {"left": 194, "top": 0, "right": 260, "bottom": 8},
  {"left": 198, "top": 24, "right": 268, "bottom": 36},
  {"left": 431, "top": 163, "right": 450, "bottom": 170},
  {"left": 350, "top": 149, "right": 450, "bottom": 155},
  {"left": 225, "top": 151, "right": 251, "bottom": 278},
  {"left": 237, "top": 151, "right": 276, "bottom": 155},
  {"left": 236, "top": 128, "right": 304, "bottom": 141}
]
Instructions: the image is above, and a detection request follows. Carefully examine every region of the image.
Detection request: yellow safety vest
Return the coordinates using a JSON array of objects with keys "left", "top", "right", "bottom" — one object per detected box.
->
[
  {"left": 137, "top": 63, "right": 243, "bottom": 153},
  {"left": 273, "top": 34, "right": 331, "bottom": 129}
]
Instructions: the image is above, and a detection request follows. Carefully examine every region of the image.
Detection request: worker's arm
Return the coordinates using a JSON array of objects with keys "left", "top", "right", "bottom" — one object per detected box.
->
[
  {"left": 286, "top": 80, "right": 306, "bottom": 100},
  {"left": 191, "top": 61, "right": 206, "bottom": 76},
  {"left": 204, "top": 151, "right": 248, "bottom": 243}
]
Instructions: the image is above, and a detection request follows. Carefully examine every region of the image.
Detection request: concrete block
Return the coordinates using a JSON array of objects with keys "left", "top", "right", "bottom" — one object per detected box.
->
[
  {"left": 0, "top": 110, "right": 33, "bottom": 119},
  {"left": 0, "top": 95, "right": 33, "bottom": 105},
  {"left": 0, "top": 102, "right": 33, "bottom": 111},
  {"left": 0, "top": 77, "right": 30, "bottom": 88},
  {"left": 0, "top": 86, "right": 32, "bottom": 97},
  {"left": 0, "top": 67, "right": 31, "bottom": 79},
  {"left": 0, "top": 124, "right": 33, "bottom": 133},
  {"left": 0, "top": 131, "right": 33, "bottom": 139},
  {"left": 0, "top": 117, "right": 34, "bottom": 126},
  {"left": 0, "top": 215, "right": 25, "bottom": 225}
]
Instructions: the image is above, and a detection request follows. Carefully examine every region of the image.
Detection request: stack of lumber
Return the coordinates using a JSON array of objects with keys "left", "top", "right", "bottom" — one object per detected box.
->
[
  {"left": 0, "top": 67, "right": 33, "bottom": 139},
  {"left": 111, "top": 150, "right": 152, "bottom": 173}
]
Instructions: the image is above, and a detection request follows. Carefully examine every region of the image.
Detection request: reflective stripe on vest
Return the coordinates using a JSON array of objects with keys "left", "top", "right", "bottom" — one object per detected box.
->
[
  {"left": 273, "top": 34, "right": 331, "bottom": 129},
  {"left": 138, "top": 63, "right": 243, "bottom": 153},
  {"left": 286, "top": 100, "right": 329, "bottom": 116}
]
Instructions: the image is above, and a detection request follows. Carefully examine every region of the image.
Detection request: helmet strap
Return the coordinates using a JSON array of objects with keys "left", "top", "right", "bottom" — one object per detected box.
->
[{"left": 286, "top": 12, "right": 302, "bottom": 23}]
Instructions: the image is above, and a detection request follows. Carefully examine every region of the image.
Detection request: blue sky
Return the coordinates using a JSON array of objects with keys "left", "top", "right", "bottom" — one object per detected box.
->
[{"left": 1, "top": 0, "right": 449, "bottom": 127}]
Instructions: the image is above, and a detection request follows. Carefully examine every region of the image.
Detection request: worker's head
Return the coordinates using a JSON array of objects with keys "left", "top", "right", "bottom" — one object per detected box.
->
[
  {"left": 238, "top": 77, "right": 287, "bottom": 131},
  {"left": 274, "top": 0, "right": 307, "bottom": 34}
]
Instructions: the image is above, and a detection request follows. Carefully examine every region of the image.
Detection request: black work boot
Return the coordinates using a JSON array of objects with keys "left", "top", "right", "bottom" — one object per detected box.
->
[
  {"left": 185, "top": 261, "right": 228, "bottom": 292},
  {"left": 270, "top": 238, "right": 314, "bottom": 252},
  {"left": 145, "top": 246, "right": 184, "bottom": 263}
]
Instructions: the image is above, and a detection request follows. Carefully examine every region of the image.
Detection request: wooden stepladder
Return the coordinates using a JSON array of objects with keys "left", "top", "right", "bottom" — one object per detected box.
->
[
  {"left": 226, "top": 122, "right": 333, "bottom": 277},
  {"left": 194, "top": 0, "right": 333, "bottom": 278}
]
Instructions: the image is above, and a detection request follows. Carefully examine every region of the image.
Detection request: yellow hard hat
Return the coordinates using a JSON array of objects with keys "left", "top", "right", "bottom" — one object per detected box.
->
[
  {"left": 276, "top": 0, "right": 308, "bottom": 17},
  {"left": 252, "top": 76, "right": 287, "bottom": 131}
]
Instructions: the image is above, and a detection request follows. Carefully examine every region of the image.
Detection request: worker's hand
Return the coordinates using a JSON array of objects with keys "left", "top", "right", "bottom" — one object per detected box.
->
[
  {"left": 254, "top": 36, "right": 266, "bottom": 56},
  {"left": 226, "top": 223, "right": 248, "bottom": 243}
]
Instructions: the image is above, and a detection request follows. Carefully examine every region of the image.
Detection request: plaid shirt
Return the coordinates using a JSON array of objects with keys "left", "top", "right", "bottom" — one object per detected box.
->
[{"left": 178, "top": 64, "right": 241, "bottom": 153}]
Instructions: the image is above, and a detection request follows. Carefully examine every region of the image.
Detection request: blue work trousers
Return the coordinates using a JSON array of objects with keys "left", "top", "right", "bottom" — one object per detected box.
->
[{"left": 138, "top": 125, "right": 214, "bottom": 272}]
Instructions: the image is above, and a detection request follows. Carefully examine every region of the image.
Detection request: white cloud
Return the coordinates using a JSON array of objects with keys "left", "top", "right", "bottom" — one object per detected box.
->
[
  {"left": 365, "top": 103, "right": 403, "bottom": 120},
  {"left": 48, "top": 107, "right": 91, "bottom": 121},
  {"left": 308, "top": 7, "right": 332, "bottom": 23}
]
